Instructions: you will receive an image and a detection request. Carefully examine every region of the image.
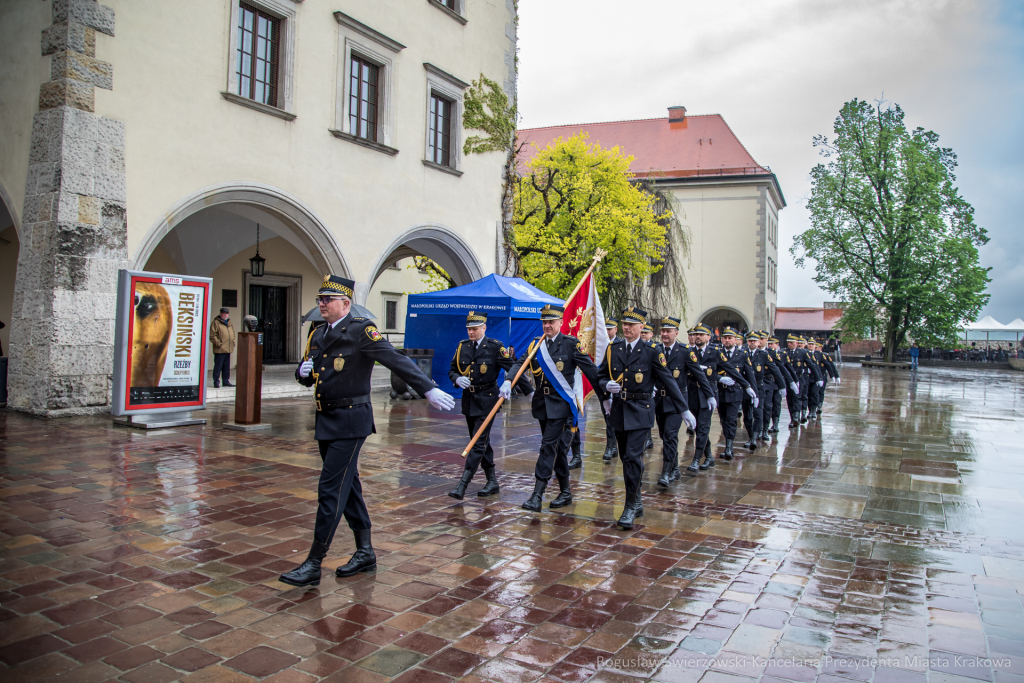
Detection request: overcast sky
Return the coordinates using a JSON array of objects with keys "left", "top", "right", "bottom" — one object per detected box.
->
[{"left": 517, "top": 0, "right": 1023, "bottom": 322}]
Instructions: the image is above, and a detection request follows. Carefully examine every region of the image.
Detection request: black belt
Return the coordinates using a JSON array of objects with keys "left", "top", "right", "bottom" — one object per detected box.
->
[
  {"left": 316, "top": 394, "right": 371, "bottom": 411},
  {"left": 467, "top": 381, "right": 497, "bottom": 393},
  {"left": 620, "top": 391, "right": 652, "bottom": 401}
]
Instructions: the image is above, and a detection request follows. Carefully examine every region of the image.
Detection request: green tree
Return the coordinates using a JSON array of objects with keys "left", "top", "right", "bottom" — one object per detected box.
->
[
  {"left": 407, "top": 257, "right": 454, "bottom": 292},
  {"left": 514, "top": 133, "right": 668, "bottom": 299},
  {"left": 793, "top": 99, "right": 989, "bottom": 362}
]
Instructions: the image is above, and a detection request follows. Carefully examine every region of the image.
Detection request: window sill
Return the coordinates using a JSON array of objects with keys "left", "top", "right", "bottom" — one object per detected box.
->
[
  {"left": 422, "top": 159, "right": 463, "bottom": 177},
  {"left": 329, "top": 129, "right": 399, "bottom": 156},
  {"left": 221, "top": 92, "right": 296, "bottom": 121},
  {"left": 427, "top": 0, "right": 467, "bottom": 25}
]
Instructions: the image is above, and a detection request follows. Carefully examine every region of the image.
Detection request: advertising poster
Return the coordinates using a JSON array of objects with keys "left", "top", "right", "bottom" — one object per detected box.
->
[{"left": 112, "top": 270, "right": 213, "bottom": 416}]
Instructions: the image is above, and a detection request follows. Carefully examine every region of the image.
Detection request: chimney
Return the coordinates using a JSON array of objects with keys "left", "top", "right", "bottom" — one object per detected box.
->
[{"left": 668, "top": 106, "right": 687, "bottom": 122}]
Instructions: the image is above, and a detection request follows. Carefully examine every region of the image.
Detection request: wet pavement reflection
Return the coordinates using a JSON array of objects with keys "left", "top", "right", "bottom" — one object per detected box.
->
[{"left": 1, "top": 365, "right": 1022, "bottom": 682}]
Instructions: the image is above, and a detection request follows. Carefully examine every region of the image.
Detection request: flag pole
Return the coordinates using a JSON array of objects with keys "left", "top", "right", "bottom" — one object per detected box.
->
[{"left": 461, "top": 249, "right": 607, "bottom": 458}]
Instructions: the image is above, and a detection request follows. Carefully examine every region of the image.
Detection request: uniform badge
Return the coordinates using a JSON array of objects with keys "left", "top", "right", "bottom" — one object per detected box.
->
[
  {"left": 480, "top": 363, "right": 488, "bottom": 374},
  {"left": 334, "top": 357, "right": 345, "bottom": 372},
  {"left": 635, "top": 372, "right": 644, "bottom": 383},
  {"left": 556, "top": 361, "right": 564, "bottom": 371},
  {"left": 365, "top": 326, "right": 383, "bottom": 342},
  {"left": 706, "top": 368, "right": 713, "bottom": 376},
  {"left": 756, "top": 365, "right": 761, "bottom": 371},
  {"left": 658, "top": 353, "right": 668, "bottom": 367},
  {"left": 673, "top": 369, "right": 680, "bottom": 378},
  {"left": 500, "top": 346, "right": 511, "bottom": 358},
  {"left": 690, "top": 351, "right": 698, "bottom": 362}
]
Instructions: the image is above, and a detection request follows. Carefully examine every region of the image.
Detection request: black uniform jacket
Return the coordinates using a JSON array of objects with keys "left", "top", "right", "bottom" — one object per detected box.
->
[
  {"left": 792, "top": 348, "right": 823, "bottom": 382},
  {"left": 448, "top": 336, "right": 517, "bottom": 417},
  {"left": 692, "top": 343, "right": 749, "bottom": 402},
  {"left": 655, "top": 342, "right": 714, "bottom": 413},
  {"left": 749, "top": 347, "right": 786, "bottom": 388},
  {"left": 509, "top": 333, "right": 602, "bottom": 421},
  {"left": 766, "top": 348, "right": 795, "bottom": 387},
  {"left": 297, "top": 314, "right": 435, "bottom": 440},
  {"left": 718, "top": 346, "right": 758, "bottom": 404},
  {"left": 598, "top": 339, "right": 686, "bottom": 431}
]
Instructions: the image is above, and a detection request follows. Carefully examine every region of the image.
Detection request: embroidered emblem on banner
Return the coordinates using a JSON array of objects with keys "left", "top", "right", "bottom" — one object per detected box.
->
[{"left": 366, "top": 326, "right": 383, "bottom": 342}]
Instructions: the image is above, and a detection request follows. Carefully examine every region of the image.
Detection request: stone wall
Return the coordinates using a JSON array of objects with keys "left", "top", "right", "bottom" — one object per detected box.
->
[{"left": 7, "top": 0, "right": 126, "bottom": 417}]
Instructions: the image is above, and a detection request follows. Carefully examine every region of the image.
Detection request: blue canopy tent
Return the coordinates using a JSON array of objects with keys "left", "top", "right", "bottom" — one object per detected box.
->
[{"left": 403, "top": 274, "right": 563, "bottom": 395}]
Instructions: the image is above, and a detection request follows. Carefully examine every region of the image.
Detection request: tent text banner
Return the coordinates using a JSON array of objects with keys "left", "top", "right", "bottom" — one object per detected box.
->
[{"left": 111, "top": 270, "right": 213, "bottom": 416}]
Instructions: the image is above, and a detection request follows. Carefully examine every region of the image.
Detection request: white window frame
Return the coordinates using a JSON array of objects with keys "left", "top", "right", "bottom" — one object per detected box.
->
[
  {"left": 225, "top": 0, "right": 298, "bottom": 115},
  {"left": 382, "top": 294, "right": 401, "bottom": 331},
  {"left": 423, "top": 63, "right": 468, "bottom": 175},
  {"left": 334, "top": 13, "right": 403, "bottom": 150},
  {"left": 427, "top": 0, "right": 467, "bottom": 24}
]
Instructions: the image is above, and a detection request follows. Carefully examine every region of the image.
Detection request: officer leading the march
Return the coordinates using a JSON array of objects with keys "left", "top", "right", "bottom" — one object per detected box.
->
[
  {"left": 601, "top": 318, "right": 620, "bottom": 463},
  {"left": 280, "top": 276, "right": 456, "bottom": 587},
  {"left": 655, "top": 317, "right": 713, "bottom": 486},
  {"left": 598, "top": 307, "right": 687, "bottom": 530},
  {"left": 447, "top": 312, "right": 522, "bottom": 500},
  {"left": 507, "top": 304, "right": 602, "bottom": 512}
]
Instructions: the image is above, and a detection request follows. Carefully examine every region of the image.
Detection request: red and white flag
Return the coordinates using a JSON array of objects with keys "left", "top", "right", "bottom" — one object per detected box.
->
[{"left": 561, "top": 272, "right": 608, "bottom": 407}]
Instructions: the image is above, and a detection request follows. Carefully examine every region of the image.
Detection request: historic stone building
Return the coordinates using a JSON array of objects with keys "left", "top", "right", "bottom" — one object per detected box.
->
[
  {"left": 0, "top": 0, "right": 517, "bottom": 416},
  {"left": 519, "top": 106, "right": 785, "bottom": 333}
]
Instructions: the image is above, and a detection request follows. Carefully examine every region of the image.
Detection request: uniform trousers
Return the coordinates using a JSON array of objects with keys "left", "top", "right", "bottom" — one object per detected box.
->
[
  {"left": 742, "top": 384, "right": 763, "bottom": 436},
  {"left": 786, "top": 383, "right": 801, "bottom": 421},
  {"left": 772, "top": 388, "right": 784, "bottom": 421},
  {"left": 808, "top": 381, "right": 821, "bottom": 413},
  {"left": 718, "top": 400, "right": 741, "bottom": 440},
  {"left": 799, "top": 374, "right": 810, "bottom": 412},
  {"left": 694, "top": 405, "right": 713, "bottom": 458},
  {"left": 763, "top": 381, "right": 776, "bottom": 423},
  {"left": 536, "top": 418, "right": 573, "bottom": 482},
  {"left": 315, "top": 437, "right": 370, "bottom": 547},
  {"left": 571, "top": 426, "right": 581, "bottom": 457},
  {"left": 655, "top": 410, "right": 683, "bottom": 468},
  {"left": 614, "top": 428, "right": 649, "bottom": 498},
  {"left": 464, "top": 415, "right": 495, "bottom": 473}
]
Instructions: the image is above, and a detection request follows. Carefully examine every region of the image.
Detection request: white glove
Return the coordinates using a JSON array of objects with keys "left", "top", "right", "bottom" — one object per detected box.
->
[
  {"left": 526, "top": 392, "right": 535, "bottom": 402},
  {"left": 816, "top": 380, "right": 824, "bottom": 388},
  {"left": 745, "top": 387, "right": 757, "bottom": 400},
  {"left": 789, "top": 382, "right": 799, "bottom": 393},
  {"left": 425, "top": 388, "right": 455, "bottom": 411},
  {"left": 455, "top": 376, "right": 471, "bottom": 389},
  {"left": 682, "top": 410, "right": 696, "bottom": 431},
  {"left": 835, "top": 377, "right": 841, "bottom": 384},
  {"left": 753, "top": 396, "right": 759, "bottom": 408},
  {"left": 299, "top": 359, "right": 314, "bottom": 378},
  {"left": 719, "top": 376, "right": 735, "bottom": 387},
  {"left": 699, "top": 365, "right": 708, "bottom": 371},
  {"left": 605, "top": 381, "right": 622, "bottom": 394},
  {"left": 707, "top": 397, "right": 718, "bottom": 412},
  {"left": 499, "top": 381, "right": 512, "bottom": 400},
  {"left": 602, "top": 399, "right": 612, "bottom": 415}
]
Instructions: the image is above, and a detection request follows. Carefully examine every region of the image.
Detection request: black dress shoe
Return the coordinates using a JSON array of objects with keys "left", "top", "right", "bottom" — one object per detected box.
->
[
  {"left": 746, "top": 438, "right": 757, "bottom": 450},
  {"left": 769, "top": 422, "right": 779, "bottom": 433},
  {"left": 645, "top": 438, "right": 655, "bottom": 451},
  {"left": 477, "top": 466, "right": 500, "bottom": 496},
  {"left": 336, "top": 530, "right": 376, "bottom": 577},
  {"left": 280, "top": 540, "right": 328, "bottom": 586},
  {"left": 789, "top": 421, "right": 799, "bottom": 428},
  {"left": 602, "top": 443, "right": 616, "bottom": 463},
  {"left": 568, "top": 451, "right": 582, "bottom": 470},
  {"left": 213, "top": 382, "right": 220, "bottom": 388},
  {"left": 617, "top": 493, "right": 638, "bottom": 530},
  {"left": 657, "top": 461, "right": 672, "bottom": 487},
  {"left": 700, "top": 453, "right": 715, "bottom": 470},
  {"left": 722, "top": 439, "right": 734, "bottom": 461},
  {"left": 669, "top": 463, "right": 681, "bottom": 482},
  {"left": 447, "top": 469, "right": 474, "bottom": 500},
  {"left": 549, "top": 477, "right": 573, "bottom": 508},
  {"left": 686, "top": 456, "right": 701, "bottom": 475},
  {"left": 522, "top": 478, "right": 547, "bottom": 512},
  {"left": 686, "top": 428, "right": 695, "bottom": 435},
  {"left": 223, "top": 381, "right": 233, "bottom": 387}
]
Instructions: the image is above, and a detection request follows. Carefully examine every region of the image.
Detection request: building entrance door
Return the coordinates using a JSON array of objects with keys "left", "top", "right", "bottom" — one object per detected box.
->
[{"left": 249, "top": 284, "right": 288, "bottom": 363}]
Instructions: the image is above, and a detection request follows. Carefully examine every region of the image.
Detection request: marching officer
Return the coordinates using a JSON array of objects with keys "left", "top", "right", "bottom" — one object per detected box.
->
[
  {"left": 281, "top": 276, "right": 456, "bottom": 587},
  {"left": 507, "top": 304, "right": 602, "bottom": 512},
  {"left": 762, "top": 333, "right": 794, "bottom": 437},
  {"left": 780, "top": 335, "right": 804, "bottom": 428},
  {"left": 641, "top": 324, "right": 656, "bottom": 451},
  {"left": 716, "top": 327, "right": 759, "bottom": 459},
  {"left": 597, "top": 307, "right": 686, "bottom": 529},
  {"left": 601, "top": 318, "right": 620, "bottom": 463},
  {"left": 797, "top": 336, "right": 823, "bottom": 423},
  {"left": 686, "top": 323, "right": 744, "bottom": 474},
  {"left": 447, "top": 312, "right": 520, "bottom": 500},
  {"left": 655, "top": 317, "right": 713, "bottom": 486}
]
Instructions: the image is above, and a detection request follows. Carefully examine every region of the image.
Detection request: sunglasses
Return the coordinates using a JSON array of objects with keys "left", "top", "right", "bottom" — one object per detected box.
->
[{"left": 316, "top": 296, "right": 346, "bottom": 304}]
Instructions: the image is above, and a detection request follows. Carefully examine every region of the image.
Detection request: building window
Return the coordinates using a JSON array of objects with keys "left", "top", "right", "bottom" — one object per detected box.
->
[
  {"left": 237, "top": 3, "right": 280, "bottom": 107},
  {"left": 428, "top": 92, "right": 453, "bottom": 166},
  {"left": 349, "top": 55, "right": 379, "bottom": 141},
  {"left": 384, "top": 298, "right": 399, "bottom": 331}
]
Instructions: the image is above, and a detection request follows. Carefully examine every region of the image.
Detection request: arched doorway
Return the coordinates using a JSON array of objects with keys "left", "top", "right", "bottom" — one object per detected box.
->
[
  {"left": 0, "top": 183, "right": 19, "bottom": 363},
  {"left": 133, "top": 183, "right": 350, "bottom": 365},
  {"left": 695, "top": 306, "right": 751, "bottom": 335},
  {"left": 363, "top": 225, "right": 484, "bottom": 342}
]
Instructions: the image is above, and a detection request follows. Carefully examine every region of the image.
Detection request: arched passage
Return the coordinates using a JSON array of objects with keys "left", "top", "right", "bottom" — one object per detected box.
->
[
  {"left": 0, "top": 182, "right": 20, "bottom": 361},
  {"left": 695, "top": 306, "right": 751, "bottom": 334},
  {"left": 134, "top": 183, "right": 351, "bottom": 365}
]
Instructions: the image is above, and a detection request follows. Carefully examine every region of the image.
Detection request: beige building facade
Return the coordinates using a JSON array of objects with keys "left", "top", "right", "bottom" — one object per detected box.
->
[
  {"left": 0, "top": 0, "right": 516, "bottom": 415},
  {"left": 519, "top": 108, "right": 784, "bottom": 333}
]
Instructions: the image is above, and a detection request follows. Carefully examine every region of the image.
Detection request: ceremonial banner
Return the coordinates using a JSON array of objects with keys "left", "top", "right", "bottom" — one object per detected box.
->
[
  {"left": 561, "top": 273, "right": 608, "bottom": 407},
  {"left": 111, "top": 270, "right": 213, "bottom": 416}
]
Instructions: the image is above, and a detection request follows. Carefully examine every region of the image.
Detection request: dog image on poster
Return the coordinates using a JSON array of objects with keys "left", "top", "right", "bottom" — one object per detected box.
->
[{"left": 131, "top": 282, "right": 172, "bottom": 387}]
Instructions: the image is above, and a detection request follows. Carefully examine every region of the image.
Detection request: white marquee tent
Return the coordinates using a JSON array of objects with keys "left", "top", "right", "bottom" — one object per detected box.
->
[{"left": 962, "top": 316, "right": 1024, "bottom": 342}]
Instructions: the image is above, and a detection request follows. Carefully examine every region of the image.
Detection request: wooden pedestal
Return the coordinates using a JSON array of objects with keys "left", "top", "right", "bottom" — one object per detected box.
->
[{"left": 233, "top": 332, "right": 264, "bottom": 424}]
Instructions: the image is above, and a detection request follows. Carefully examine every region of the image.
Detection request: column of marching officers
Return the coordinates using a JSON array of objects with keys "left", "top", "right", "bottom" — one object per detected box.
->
[{"left": 278, "top": 275, "right": 841, "bottom": 587}]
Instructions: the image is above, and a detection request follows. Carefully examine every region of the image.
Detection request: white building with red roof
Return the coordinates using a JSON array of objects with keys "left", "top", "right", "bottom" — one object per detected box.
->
[{"left": 519, "top": 106, "right": 785, "bottom": 332}]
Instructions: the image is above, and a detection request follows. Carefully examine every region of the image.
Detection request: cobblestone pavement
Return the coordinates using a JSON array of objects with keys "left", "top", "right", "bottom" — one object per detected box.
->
[{"left": 1, "top": 365, "right": 1023, "bottom": 683}]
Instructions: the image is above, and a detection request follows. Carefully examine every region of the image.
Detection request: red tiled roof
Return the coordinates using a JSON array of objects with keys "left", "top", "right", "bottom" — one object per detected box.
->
[
  {"left": 775, "top": 308, "right": 843, "bottom": 331},
  {"left": 517, "top": 114, "right": 769, "bottom": 180}
]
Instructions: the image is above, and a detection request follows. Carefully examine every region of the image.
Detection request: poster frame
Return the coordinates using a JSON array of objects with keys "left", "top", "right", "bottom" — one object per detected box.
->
[{"left": 111, "top": 269, "right": 213, "bottom": 416}]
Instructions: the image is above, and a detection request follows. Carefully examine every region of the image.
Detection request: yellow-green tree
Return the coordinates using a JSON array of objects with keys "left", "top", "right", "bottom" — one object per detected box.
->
[{"left": 514, "top": 134, "right": 668, "bottom": 298}]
